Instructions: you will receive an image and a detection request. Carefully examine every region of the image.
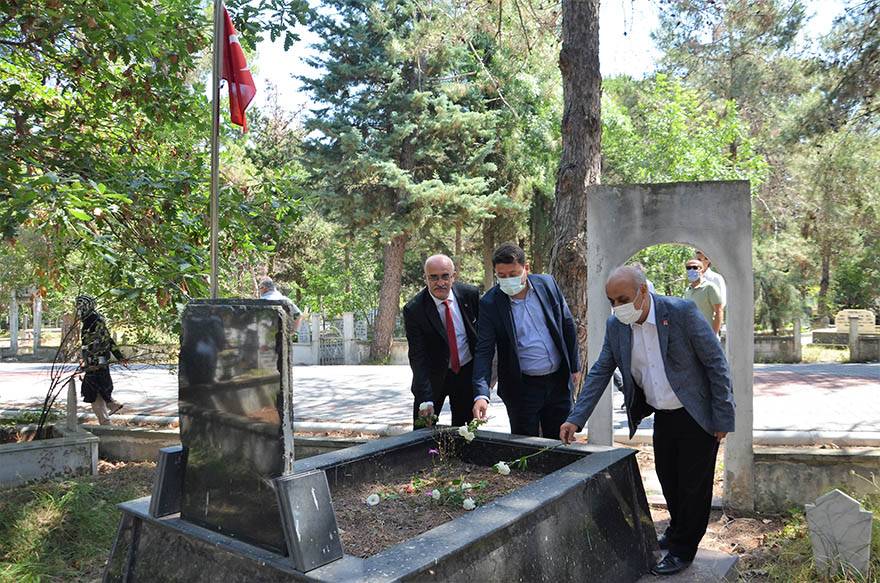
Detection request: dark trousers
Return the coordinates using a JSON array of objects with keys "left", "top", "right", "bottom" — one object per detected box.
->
[
  {"left": 506, "top": 368, "right": 571, "bottom": 439},
  {"left": 653, "top": 407, "right": 719, "bottom": 562},
  {"left": 412, "top": 360, "right": 475, "bottom": 427},
  {"left": 81, "top": 366, "right": 114, "bottom": 403}
]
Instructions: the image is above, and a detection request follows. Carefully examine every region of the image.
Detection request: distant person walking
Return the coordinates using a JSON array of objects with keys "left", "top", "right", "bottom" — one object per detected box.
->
[
  {"left": 695, "top": 250, "right": 726, "bottom": 307},
  {"left": 683, "top": 258, "right": 724, "bottom": 335},
  {"left": 257, "top": 277, "right": 302, "bottom": 331},
  {"left": 76, "top": 295, "right": 126, "bottom": 425}
]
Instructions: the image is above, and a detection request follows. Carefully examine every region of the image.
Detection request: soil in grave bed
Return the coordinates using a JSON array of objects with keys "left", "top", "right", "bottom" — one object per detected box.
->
[{"left": 333, "top": 458, "right": 543, "bottom": 558}]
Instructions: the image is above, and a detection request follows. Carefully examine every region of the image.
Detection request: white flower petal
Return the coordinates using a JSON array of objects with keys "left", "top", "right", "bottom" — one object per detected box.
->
[
  {"left": 366, "top": 494, "right": 380, "bottom": 506},
  {"left": 462, "top": 497, "right": 476, "bottom": 511},
  {"left": 430, "top": 489, "right": 441, "bottom": 500}
]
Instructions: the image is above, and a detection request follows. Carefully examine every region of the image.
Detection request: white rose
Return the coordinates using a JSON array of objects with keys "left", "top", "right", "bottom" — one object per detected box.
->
[
  {"left": 457, "top": 426, "right": 470, "bottom": 438},
  {"left": 462, "top": 498, "right": 476, "bottom": 511},
  {"left": 460, "top": 482, "right": 473, "bottom": 490},
  {"left": 419, "top": 402, "right": 431, "bottom": 412},
  {"left": 494, "top": 462, "right": 511, "bottom": 475},
  {"left": 462, "top": 430, "right": 476, "bottom": 442},
  {"left": 431, "top": 489, "right": 441, "bottom": 500},
  {"left": 366, "top": 494, "right": 380, "bottom": 506}
]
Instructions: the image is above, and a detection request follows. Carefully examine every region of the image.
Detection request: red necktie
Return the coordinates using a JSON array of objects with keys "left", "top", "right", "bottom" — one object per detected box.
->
[{"left": 443, "top": 300, "right": 461, "bottom": 373}]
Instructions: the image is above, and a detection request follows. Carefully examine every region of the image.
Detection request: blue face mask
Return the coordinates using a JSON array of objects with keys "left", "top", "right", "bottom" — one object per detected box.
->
[
  {"left": 498, "top": 273, "right": 526, "bottom": 296},
  {"left": 686, "top": 269, "right": 700, "bottom": 282}
]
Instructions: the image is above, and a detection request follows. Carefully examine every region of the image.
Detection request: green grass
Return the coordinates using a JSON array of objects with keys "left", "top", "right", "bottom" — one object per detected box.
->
[
  {"left": 0, "top": 412, "right": 59, "bottom": 428},
  {"left": 751, "top": 482, "right": 880, "bottom": 582},
  {"left": 801, "top": 344, "right": 850, "bottom": 364},
  {"left": 0, "top": 463, "right": 154, "bottom": 582}
]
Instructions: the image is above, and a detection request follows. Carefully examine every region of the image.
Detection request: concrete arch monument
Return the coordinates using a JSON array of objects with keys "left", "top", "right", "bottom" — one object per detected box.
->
[{"left": 584, "top": 180, "right": 754, "bottom": 510}]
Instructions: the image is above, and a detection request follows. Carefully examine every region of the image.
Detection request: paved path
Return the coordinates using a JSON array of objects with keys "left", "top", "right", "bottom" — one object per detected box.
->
[{"left": 0, "top": 362, "right": 876, "bottom": 434}]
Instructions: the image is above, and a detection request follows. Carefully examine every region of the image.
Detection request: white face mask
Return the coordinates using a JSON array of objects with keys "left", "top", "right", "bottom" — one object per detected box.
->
[
  {"left": 612, "top": 289, "right": 643, "bottom": 325},
  {"left": 498, "top": 274, "right": 526, "bottom": 296}
]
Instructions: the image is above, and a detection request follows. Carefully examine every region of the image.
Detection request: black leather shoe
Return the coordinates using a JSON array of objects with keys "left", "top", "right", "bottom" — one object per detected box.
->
[
  {"left": 651, "top": 554, "right": 692, "bottom": 576},
  {"left": 657, "top": 533, "right": 669, "bottom": 550}
]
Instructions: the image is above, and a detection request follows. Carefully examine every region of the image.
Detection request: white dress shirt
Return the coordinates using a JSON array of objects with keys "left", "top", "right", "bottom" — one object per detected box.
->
[
  {"left": 630, "top": 295, "right": 683, "bottom": 411},
  {"left": 430, "top": 290, "right": 472, "bottom": 368}
]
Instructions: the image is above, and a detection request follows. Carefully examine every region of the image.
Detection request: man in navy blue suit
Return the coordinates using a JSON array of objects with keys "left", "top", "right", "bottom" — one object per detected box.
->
[
  {"left": 561, "top": 265, "right": 735, "bottom": 576},
  {"left": 471, "top": 242, "right": 580, "bottom": 439}
]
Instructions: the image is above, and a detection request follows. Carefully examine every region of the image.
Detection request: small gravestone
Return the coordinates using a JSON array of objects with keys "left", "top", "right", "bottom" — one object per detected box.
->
[
  {"left": 805, "top": 489, "right": 873, "bottom": 579},
  {"left": 149, "top": 445, "right": 186, "bottom": 518},
  {"left": 275, "top": 469, "right": 344, "bottom": 572}
]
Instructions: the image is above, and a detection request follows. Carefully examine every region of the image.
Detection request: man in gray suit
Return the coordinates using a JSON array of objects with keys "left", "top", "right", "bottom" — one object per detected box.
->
[{"left": 560, "top": 265, "right": 735, "bottom": 576}]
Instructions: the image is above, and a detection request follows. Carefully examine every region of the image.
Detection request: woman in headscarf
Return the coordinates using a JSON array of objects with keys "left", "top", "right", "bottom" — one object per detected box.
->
[{"left": 76, "top": 295, "right": 127, "bottom": 425}]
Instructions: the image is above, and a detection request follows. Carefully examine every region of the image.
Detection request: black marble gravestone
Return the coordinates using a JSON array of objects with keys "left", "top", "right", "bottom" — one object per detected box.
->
[{"left": 178, "top": 300, "right": 296, "bottom": 553}]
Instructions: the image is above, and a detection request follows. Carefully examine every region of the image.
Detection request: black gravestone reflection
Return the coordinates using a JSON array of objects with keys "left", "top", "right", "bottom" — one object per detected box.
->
[{"left": 179, "top": 300, "right": 295, "bottom": 554}]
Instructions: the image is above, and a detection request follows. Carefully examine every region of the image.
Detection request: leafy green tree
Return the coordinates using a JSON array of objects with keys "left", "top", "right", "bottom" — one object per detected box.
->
[
  {"left": 802, "top": 0, "right": 880, "bottom": 133},
  {"left": 1, "top": 1, "right": 310, "bottom": 337},
  {"left": 653, "top": 0, "right": 806, "bottom": 135},
  {"left": 603, "top": 74, "right": 769, "bottom": 185},
  {"left": 832, "top": 237, "right": 880, "bottom": 313},
  {"left": 793, "top": 128, "right": 880, "bottom": 318},
  {"left": 302, "top": 0, "right": 507, "bottom": 360},
  {"left": 604, "top": 74, "right": 769, "bottom": 313}
]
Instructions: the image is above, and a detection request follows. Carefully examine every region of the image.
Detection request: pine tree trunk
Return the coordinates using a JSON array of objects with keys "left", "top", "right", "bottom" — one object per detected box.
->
[
  {"left": 550, "top": 0, "right": 601, "bottom": 398},
  {"left": 818, "top": 245, "right": 831, "bottom": 319},
  {"left": 482, "top": 219, "right": 495, "bottom": 290},
  {"left": 370, "top": 232, "right": 409, "bottom": 361}
]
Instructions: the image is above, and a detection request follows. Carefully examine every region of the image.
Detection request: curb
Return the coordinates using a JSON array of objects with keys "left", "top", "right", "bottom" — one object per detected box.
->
[
  {"left": 3, "top": 409, "right": 880, "bottom": 444},
  {"left": 610, "top": 428, "right": 880, "bottom": 447},
  {"left": 0, "top": 409, "right": 411, "bottom": 436}
]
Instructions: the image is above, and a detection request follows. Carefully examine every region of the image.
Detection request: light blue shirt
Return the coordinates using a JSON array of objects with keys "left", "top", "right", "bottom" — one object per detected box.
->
[{"left": 510, "top": 287, "right": 561, "bottom": 376}]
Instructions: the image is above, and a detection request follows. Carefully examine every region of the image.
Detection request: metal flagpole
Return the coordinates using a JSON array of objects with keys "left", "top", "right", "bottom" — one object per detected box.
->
[{"left": 209, "top": 0, "right": 223, "bottom": 299}]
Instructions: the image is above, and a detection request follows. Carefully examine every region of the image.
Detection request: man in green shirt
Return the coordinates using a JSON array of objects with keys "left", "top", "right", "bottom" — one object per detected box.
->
[{"left": 683, "top": 259, "right": 723, "bottom": 334}]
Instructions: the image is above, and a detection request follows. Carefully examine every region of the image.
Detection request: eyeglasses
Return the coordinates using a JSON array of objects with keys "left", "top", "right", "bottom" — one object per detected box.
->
[
  {"left": 685, "top": 266, "right": 701, "bottom": 271},
  {"left": 427, "top": 274, "right": 453, "bottom": 282}
]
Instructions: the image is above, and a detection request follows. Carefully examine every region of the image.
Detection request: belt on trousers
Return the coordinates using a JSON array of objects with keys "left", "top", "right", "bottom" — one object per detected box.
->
[{"left": 521, "top": 367, "right": 561, "bottom": 380}]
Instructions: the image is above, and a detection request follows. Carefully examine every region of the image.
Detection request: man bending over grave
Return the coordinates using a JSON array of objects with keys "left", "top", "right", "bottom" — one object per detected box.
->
[
  {"left": 560, "top": 265, "right": 735, "bottom": 576},
  {"left": 403, "top": 254, "right": 480, "bottom": 427}
]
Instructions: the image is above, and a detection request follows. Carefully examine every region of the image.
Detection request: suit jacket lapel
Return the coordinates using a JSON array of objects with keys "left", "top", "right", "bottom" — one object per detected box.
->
[
  {"left": 654, "top": 294, "right": 670, "bottom": 358},
  {"left": 452, "top": 284, "right": 476, "bottom": 339},
  {"left": 530, "top": 276, "right": 564, "bottom": 350},
  {"left": 497, "top": 290, "right": 516, "bottom": 345},
  {"left": 423, "top": 289, "right": 446, "bottom": 339}
]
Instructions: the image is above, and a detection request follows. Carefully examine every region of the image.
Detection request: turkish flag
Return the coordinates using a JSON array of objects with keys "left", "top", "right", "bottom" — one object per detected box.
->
[{"left": 221, "top": 5, "right": 256, "bottom": 131}]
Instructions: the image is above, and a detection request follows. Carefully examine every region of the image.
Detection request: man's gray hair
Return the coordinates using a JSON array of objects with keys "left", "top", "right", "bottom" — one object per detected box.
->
[
  {"left": 607, "top": 265, "right": 647, "bottom": 287},
  {"left": 258, "top": 277, "right": 276, "bottom": 291}
]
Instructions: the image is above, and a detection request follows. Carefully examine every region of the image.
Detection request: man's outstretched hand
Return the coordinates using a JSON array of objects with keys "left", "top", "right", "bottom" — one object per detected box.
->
[
  {"left": 472, "top": 398, "right": 489, "bottom": 421},
  {"left": 559, "top": 422, "right": 579, "bottom": 444}
]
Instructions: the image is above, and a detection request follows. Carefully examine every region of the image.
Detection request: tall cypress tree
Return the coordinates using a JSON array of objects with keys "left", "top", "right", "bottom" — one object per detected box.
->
[{"left": 302, "top": 0, "right": 500, "bottom": 360}]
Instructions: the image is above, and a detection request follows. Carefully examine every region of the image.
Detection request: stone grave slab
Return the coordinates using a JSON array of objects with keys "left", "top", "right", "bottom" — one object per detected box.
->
[
  {"left": 178, "top": 300, "right": 296, "bottom": 553},
  {"left": 806, "top": 488, "right": 873, "bottom": 579},
  {"left": 275, "top": 469, "right": 344, "bottom": 572},
  {"left": 148, "top": 445, "right": 186, "bottom": 517}
]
